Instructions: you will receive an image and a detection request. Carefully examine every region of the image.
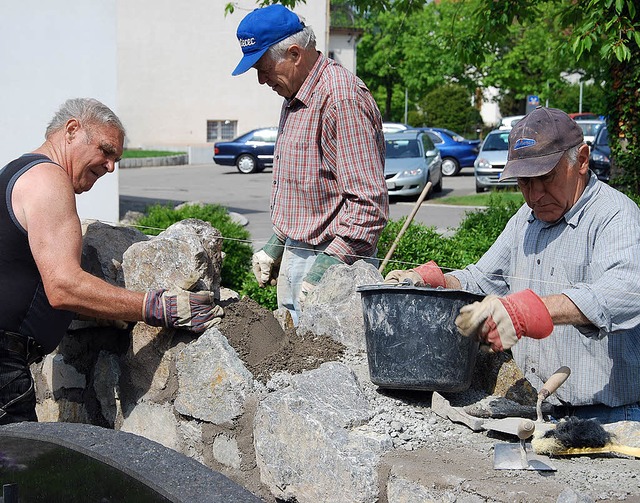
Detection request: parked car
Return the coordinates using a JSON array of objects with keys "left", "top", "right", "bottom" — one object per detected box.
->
[
  {"left": 474, "top": 129, "right": 518, "bottom": 193},
  {"left": 416, "top": 127, "right": 480, "bottom": 176},
  {"left": 569, "top": 112, "right": 602, "bottom": 121},
  {"left": 382, "top": 122, "right": 409, "bottom": 133},
  {"left": 498, "top": 115, "right": 525, "bottom": 130},
  {"left": 575, "top": 119, "right": 605, "bottom": 145},
  {"left": 588, "top": 124, "right": 611, "bottom": 182},
  {"left": 384, "top": 130, "right": 443, "bottom": 198},
  {"left": 213, "top": 127, "right": 278, "bottom": 174}
]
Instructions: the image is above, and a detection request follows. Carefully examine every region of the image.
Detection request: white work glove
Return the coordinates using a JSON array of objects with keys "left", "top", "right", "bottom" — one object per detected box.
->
[
  {"left": 143, "top": 288, "right": 224, "bottom": 334},
  {"left": 455, "top": 289, "right": 553, "bottom": 352},
  {"left": 252, "top": 234, "right": 285, "bottom": 287},
  {"left": 384, "top": 260, "right": 446, "bottom": 287}
]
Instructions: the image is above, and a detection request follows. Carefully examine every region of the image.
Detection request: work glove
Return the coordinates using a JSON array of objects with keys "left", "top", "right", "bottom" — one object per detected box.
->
[
  {"left": 383, "top": 260, "right": 446, "bottom": 288},
  {"left": 143, "top": 288, "right": 224, "bottom": 334},
  {"left": 252, "top": 234, "right": 285, "bottom": 287},
  {"left": 299, "top": 253, "right": 343, "bottom": 305},
  {"left": 455, "top": 289, "right": 553, "bottom": 352}
]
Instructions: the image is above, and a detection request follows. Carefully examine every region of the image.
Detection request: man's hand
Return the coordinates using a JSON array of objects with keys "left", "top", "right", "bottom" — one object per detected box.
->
[
  {"left": 383, "top": 260, "right": 446, "bottom": 288},
  {"left": 298, "top": 253, "right": 343, "bottom": 305},
  {"left": 143, "top": 288, "right": 224, "bottom": 334},
  {"left": 455, "top": 289, "right": 553, "bottom": 352},
  {"left": 252, "top": 234, "right": 285, "bottom": 287}
]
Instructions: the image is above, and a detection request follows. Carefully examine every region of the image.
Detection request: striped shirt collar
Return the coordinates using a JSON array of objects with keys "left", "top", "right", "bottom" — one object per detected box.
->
[{"left": 285, "top": 52, "right": 325, "bottom": 109}]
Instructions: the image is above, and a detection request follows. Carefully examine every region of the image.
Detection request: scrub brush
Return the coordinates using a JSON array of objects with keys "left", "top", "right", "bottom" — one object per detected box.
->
[{"left": 531, "top": 416, "right": 640, "bottom": 458}]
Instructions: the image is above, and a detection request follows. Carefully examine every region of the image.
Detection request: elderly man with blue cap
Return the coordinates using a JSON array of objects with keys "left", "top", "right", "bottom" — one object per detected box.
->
[
  {"left": 232, "top": 4, "right": 389, "bottom": 325},
  {"left": 385, "top": 107, "right": 640, "bottom": 423}
]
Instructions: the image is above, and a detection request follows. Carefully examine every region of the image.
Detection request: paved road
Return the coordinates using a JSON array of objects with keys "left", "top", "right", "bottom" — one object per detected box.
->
[{"left": 119, "top": 163, "right": 480, "bottom": 249}]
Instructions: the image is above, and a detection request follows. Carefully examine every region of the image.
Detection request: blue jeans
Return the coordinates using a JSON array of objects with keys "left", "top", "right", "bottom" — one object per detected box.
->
[
  {"left": 277, "top": 239, "right": 379, "bottom": 325},
  {"left": 553, "top": 403, "right": 640, "bottom": 424},
  {"left": 277, "top": 239, "right": 330, "bottom": 326},
  {"left": 0, "top": 350, "right": 37, "bottom": 424}
]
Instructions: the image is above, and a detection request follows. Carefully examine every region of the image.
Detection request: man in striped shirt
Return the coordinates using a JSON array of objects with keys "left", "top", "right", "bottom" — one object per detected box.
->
[
  {"left": 386, "top": 108, "right": 640, "bottom": 423},
  {"left": 233, "top": 5, "right": 389, "bottom": 325}
]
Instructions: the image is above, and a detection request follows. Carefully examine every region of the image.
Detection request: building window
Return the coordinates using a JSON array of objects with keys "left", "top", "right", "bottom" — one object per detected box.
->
[{"left": 207, "top": 120, "right": 237, "bottom": 142}]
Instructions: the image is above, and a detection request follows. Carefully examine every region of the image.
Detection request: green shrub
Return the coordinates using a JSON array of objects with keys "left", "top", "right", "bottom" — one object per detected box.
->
[
  {"left": 239, "top": 272, "right": 278, "bottom": 311},
  {"left": 378, "top": 193, "right": 522, "bottom": 276},
  {"left": 136, "top": 203, "right": 253, "bottom": 291}
]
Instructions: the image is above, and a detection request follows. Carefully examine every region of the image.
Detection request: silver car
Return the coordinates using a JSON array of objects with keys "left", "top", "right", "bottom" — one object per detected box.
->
[
  {"left": 474, "top": 129, "right": 518, "bottom": 193},
  {"left": 384, "top": 130, "right": 443, "bottom": 198}
]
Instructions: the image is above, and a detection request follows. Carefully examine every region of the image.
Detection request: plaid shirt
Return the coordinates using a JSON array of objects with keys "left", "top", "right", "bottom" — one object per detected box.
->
[
  {"left": 270, "top": 53, "right": 388, "bottom": 264},
  {"left": 451, "top": 174, "right": 640, "bottom": 407}
]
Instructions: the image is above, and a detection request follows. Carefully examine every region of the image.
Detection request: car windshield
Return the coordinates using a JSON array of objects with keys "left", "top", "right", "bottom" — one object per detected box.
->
[
  {"left": 442, "top": 129, "right": 465, "bottom": 142},
  {"left": 597, "top": 126, "right": 609, "bottom": 146},
  {"left": 385, "top": 139, "right": 421, "bottom": 159},
  {"left": 482, "top": 133, "right": 510, "bottom": 151},
  {"left": 578, "top": 122, "right": 603, "bottom": 137}
]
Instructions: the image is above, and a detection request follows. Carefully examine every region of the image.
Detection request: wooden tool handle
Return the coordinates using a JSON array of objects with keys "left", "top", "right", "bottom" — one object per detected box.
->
[
  {"left": 538, "top": 366, "right": 571, "bottom": 400},
  {"left": 517, "top": 419, "right": 535, "bottom": 440}
]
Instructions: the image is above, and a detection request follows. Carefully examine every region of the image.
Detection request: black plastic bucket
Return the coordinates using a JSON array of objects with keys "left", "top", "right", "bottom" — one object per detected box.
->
[{"left": 358, "top": 284, "right": 484, "bottom": 392}]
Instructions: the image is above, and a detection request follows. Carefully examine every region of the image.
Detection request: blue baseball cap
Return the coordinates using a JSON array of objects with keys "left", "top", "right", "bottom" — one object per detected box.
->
[{"left": 232, "top": 4, "right": 305, "bottom": 76}]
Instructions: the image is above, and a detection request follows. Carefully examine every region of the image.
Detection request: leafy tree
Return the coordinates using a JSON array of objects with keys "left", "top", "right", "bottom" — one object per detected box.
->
[{"left": 410, "top": 84, "right": 483, "bottom": 136}]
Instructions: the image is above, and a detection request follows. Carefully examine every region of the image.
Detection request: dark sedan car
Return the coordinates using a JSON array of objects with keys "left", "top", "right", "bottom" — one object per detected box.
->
[
  {"left": 589, "top": 124, "right": 610, "bottom": 182},
  {"left": 213, "top": 127, "right": 278, "bottom": 174},
  {"left": 417, "top": 128, "right": 480, "bottom": 176}
]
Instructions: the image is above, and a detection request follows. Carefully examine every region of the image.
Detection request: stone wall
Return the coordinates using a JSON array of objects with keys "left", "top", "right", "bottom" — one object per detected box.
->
[{"left": 29, "top": 219, "right": 639, "bottom": 503}]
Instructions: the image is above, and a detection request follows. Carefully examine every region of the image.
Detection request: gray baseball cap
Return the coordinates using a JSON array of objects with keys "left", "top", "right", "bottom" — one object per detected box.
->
[{"left": 501, "top": 107, "right": 584, "bottom": 180}]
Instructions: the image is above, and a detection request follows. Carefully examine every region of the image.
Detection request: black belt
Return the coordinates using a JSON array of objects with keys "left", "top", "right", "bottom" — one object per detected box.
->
[{"left": 0, "top": 330, "right": 45, "bottom": 365}]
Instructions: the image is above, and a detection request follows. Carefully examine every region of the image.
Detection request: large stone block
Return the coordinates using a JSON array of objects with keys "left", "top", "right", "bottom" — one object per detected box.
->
[
  {"left": 254, "top": 362, "right": 392, "bottom": 503},
  {"left": 174, "top": 329, "right": 253, "bottom": 423},
  {"left": 298, "top": 260, "right": 383, "bottom": 351},
  {"left": 122, "top": 219, "right": 223, "bottom": 298},
  {"left": 81, "top": 219, "right": 148, "bottom": 286}
]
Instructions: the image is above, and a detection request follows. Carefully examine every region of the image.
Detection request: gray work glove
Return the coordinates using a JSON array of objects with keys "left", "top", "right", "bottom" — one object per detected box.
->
[
  {"left": 143, "top": 288, "right": 224, "bottom": 333},
  {"left": 252, "top": 233, "right": 285, "bottom": 287}
]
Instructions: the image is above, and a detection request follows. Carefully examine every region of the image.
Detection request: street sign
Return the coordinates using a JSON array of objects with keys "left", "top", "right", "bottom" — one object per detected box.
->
[{"left": 527, "top": 95, "right": 540, "bottom": 113}]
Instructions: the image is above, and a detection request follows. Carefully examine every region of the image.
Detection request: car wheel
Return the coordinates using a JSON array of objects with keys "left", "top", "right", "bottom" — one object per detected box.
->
[
  {"left": 236, "top": 154, "right": 258, "bottom": 174},
  {"left": 441, "top": 157, "right": 460, "bottom": 177},
  {"left": 433, "top": 174, "right": 443, "bottom": 193},
  {"left": 475, "top": 182, "right": 485, "bottom": 193}
]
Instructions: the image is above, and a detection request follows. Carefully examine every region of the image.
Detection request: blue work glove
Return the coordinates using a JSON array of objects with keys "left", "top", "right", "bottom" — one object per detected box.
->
[
  {"left": 299, "top": 253, "right": 343, "bottom": 304},
  {"left": 252, "top": 234, "right": 285, "bottom": 287}
]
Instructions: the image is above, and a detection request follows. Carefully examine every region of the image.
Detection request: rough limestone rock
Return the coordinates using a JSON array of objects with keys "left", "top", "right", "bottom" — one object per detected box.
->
[
  {"left": 81, "top": 219, "right": 148, "bottom": 286},
  {"left": 174, "top": 328, "right": 254, "bottom": 423},
  {"left": 122, "top": 218, "right": 223, "bottom": 297},
  {"left": 93, "top": 351, "right": 122, "bottom": 426},
  {"left": 120, "top": 401, "right": 180, "bottom": 451},
  {"left": 298, "top": 260, "right": 383, "bottom": 351},
  {"left": 41, "top": 353, "right": 86, "bottom": 391},
  {"left": 254, "top": 362, "right": 392, "bottom": 503}
]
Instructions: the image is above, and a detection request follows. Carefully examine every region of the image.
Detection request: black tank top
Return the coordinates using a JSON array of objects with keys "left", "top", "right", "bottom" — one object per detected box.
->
[{"left": 0, "top": 153, "right": 74, "bottom": 353}]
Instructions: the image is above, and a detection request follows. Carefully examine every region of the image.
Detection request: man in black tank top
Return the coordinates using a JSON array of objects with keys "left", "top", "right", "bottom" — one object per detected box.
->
[{"left": 0, "top": 98, "right": 224, "bottom": 424}]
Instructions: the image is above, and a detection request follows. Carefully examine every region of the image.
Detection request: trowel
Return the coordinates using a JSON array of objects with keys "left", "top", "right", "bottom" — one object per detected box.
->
[
  {"left": 493, "top": 419, "right": 557, "bottom": 471},
  {"left": 483, "top": 366, "right": 571, "bottom": 437}
]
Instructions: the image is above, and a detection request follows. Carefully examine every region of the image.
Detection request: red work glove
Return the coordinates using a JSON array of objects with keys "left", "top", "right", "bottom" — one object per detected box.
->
[
  {"left": 383, "top": 260, "right": 446, "bottom": 288},
  {"left": 455, "top": 289, "right": 553, "bottom": 352}
]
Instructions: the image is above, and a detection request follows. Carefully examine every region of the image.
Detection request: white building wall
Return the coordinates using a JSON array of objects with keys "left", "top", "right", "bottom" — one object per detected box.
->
[
  {"left": 117, "top": 0, "right": 329, "bottom": 152},
  {"left": 0, "top": 0, "right": 119, "bottom": 223}
]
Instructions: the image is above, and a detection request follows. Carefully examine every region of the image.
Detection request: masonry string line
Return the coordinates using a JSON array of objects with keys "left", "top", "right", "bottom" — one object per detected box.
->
[{"left": 86, "top": 218, "right": 640, "bottom": 298}]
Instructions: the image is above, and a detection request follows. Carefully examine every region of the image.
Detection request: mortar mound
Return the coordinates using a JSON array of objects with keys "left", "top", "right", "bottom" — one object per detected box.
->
[{"left": 218, "top": 297, "right": 345, "bottom": 383}]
